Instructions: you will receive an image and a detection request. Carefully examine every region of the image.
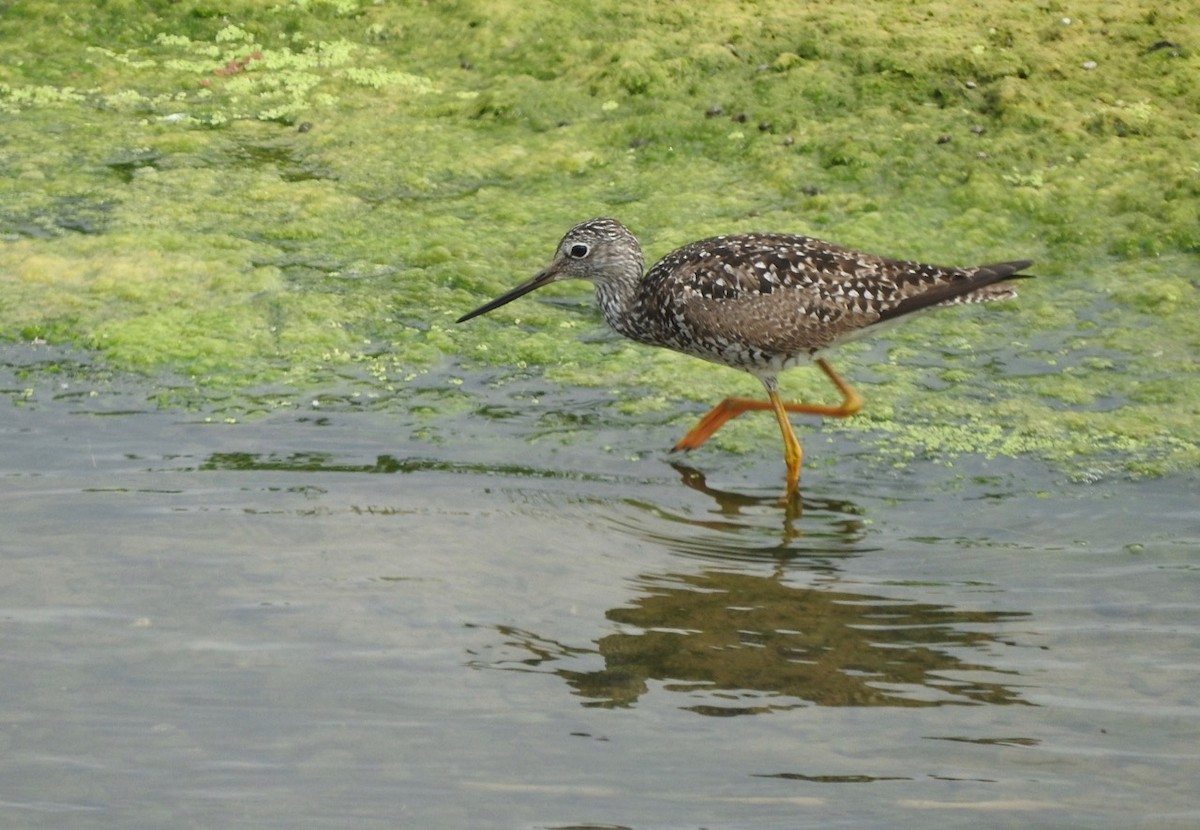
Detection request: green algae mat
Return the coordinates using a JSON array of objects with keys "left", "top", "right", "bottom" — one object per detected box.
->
[{"left": 2, "top": 0, "right": 1197, "bottom": 478}]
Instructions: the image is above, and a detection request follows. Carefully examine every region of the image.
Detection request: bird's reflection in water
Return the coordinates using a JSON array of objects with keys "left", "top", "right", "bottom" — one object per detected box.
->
[
  {"left": 479, "top": 569, "right": 1030, "bottom": 713},
  {"left": 471, "top": 470, "right": 1033, "bottom": 714}
]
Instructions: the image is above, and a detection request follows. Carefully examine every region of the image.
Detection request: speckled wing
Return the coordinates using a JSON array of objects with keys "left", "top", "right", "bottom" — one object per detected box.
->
[{"left": 640, "top": 233, "right": 1029, "bottom": 368}]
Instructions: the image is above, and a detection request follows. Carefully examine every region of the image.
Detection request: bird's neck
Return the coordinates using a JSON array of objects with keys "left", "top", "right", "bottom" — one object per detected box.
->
[{"left": 592, "top": 266, "right": 648, "bottom": 342}]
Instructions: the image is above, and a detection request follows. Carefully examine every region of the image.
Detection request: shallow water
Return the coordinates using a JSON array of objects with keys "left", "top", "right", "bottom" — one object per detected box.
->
[{"left": 2, "top": 348, "right": 1198, "bottom": 829}]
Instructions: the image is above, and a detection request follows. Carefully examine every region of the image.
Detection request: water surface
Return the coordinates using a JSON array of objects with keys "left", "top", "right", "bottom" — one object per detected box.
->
[{"left": 3, "top": 350, "right": 1198, "bottom": 828}]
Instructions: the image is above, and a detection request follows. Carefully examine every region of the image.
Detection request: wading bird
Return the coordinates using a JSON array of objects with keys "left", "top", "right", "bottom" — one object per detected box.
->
[{"left": 458, "top": 218, "right": 1031, "bottom": 500}]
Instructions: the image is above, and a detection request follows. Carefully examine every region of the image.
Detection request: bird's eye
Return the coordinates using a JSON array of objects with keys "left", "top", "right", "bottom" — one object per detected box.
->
[{"left": 568, "top": 243, "right": 590, "bottom": 259}]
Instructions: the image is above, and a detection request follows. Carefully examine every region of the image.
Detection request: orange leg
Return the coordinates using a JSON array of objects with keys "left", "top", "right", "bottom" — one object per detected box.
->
[
  {"left": 766, "top": 382, "right": 805, "bottom": 497},
  {"left": 671, "top": 358, "right": 863, "bottom": 452}
]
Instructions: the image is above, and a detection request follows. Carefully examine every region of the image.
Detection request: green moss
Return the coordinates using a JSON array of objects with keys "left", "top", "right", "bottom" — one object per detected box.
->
[{"left": 0, "top": 0, "right": 1197, "bottom": 476}]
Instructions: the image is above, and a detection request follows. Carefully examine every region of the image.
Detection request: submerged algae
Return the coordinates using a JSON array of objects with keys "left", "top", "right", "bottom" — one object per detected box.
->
[{"left": 0, "top": 0, "right": 1197, "bottom": 477}]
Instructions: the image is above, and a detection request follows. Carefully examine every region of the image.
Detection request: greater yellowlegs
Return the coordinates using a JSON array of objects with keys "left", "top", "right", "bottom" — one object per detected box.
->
[{"left": 457, "top": 218, "right": 1032, "bottom": 499}]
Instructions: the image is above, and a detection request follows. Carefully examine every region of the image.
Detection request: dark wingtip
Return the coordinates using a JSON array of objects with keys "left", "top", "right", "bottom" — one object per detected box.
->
[
  {"left": 877, "top": 259, "right": 1035, "bottom": 322},
  {"left": 977, "top": 260, "right": 1035, "bottom": 280}
]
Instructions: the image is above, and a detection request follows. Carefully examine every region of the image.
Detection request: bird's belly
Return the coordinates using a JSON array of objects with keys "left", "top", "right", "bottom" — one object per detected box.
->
[
  {"left": 656, "top": 335, "right": 816, "bottom": 376},
  {"left": 612, "top": 305, "right": 821, "bottom": 377}
]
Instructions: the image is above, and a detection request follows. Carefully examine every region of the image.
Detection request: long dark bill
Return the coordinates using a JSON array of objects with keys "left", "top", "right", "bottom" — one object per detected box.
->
[{"left": 456, "top": 268, "right": 557, "bottom": 323}]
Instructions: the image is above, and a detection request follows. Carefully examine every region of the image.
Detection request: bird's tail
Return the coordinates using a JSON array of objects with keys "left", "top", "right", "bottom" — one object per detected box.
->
[{"left": 878, "top": 260, "right": 1034, "bottom": 322}]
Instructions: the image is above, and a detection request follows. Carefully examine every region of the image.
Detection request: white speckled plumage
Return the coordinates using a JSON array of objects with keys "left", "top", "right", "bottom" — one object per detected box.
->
[{"left": 460, "top": 218, "right": 1028, "bottom": 375}]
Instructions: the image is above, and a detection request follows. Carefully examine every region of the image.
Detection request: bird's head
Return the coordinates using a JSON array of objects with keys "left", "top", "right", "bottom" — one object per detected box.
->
[{"left": 456, "top": 218, "right": 643, "bottom": 323}]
